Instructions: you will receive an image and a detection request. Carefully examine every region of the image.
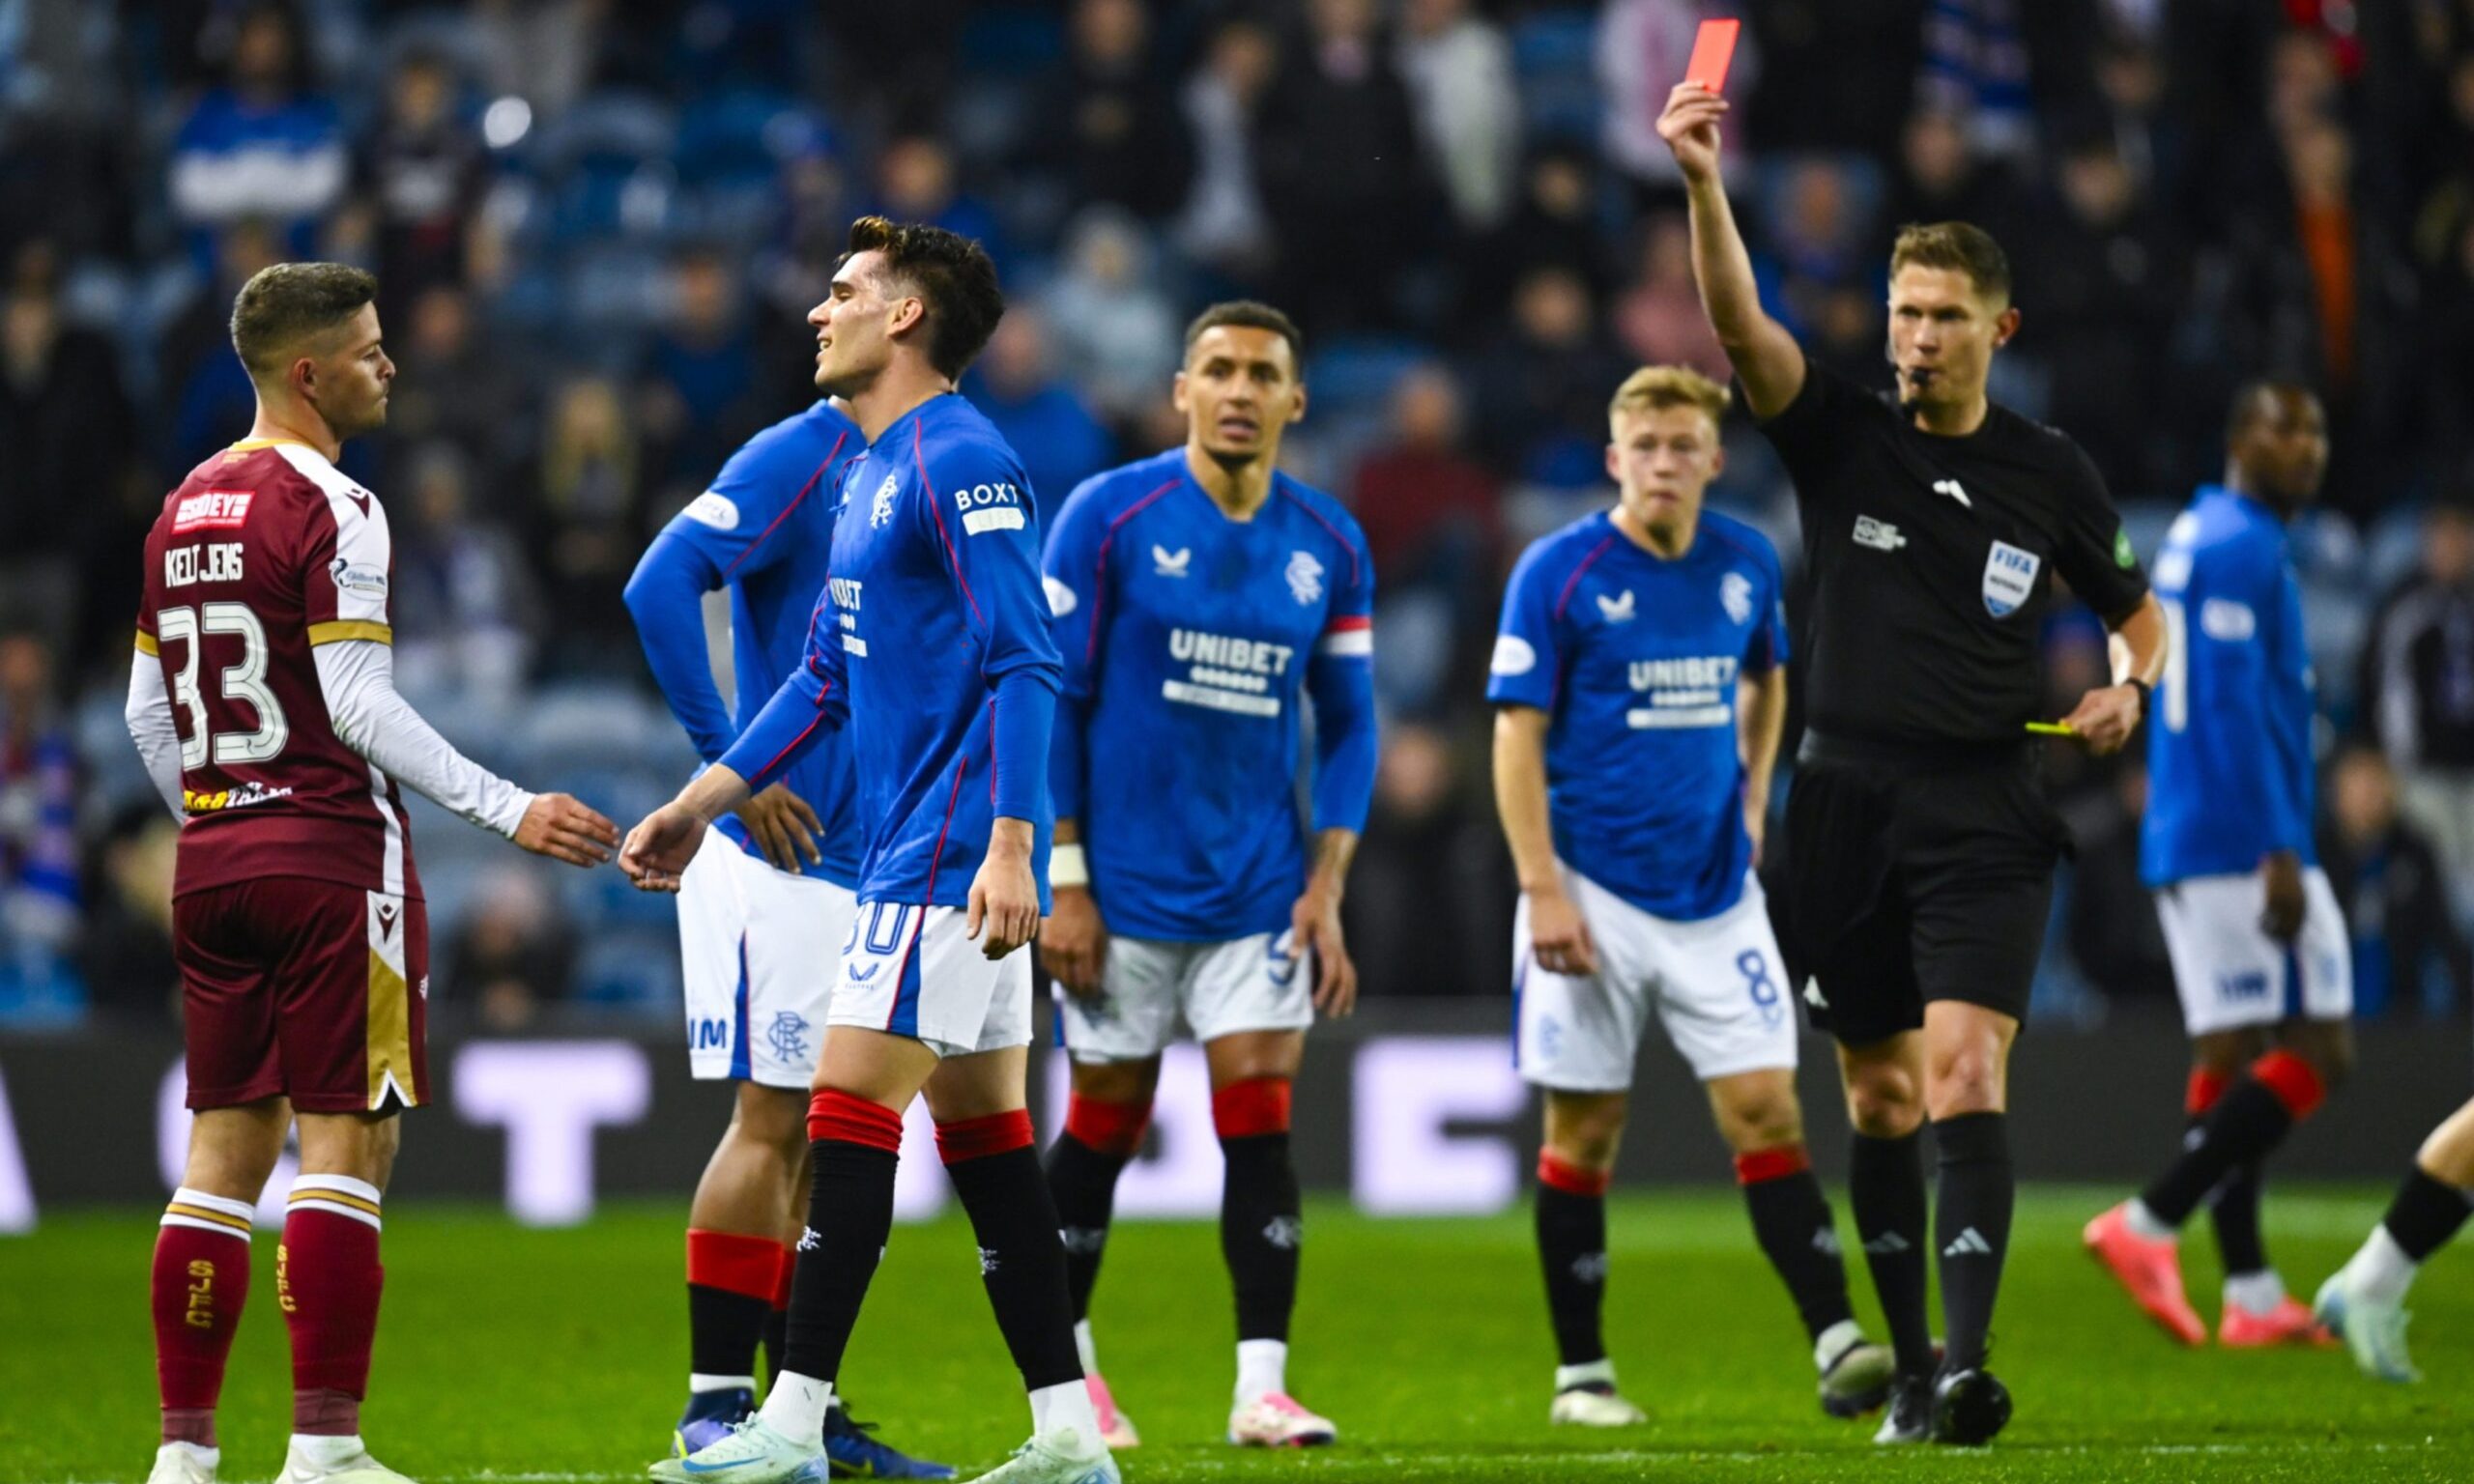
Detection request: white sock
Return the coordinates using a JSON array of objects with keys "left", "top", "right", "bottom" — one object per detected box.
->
[
  {"left": 689, "top": 1372, "right": 758, "bottom": 1393},
  {"left": 162, "top": 1442, "right": 219, "bottom": 1468},
  {"left": 2124, "top": 1199, "right": 2177, "bottom": 1241},
  {"left": 1813, "top": 1318, "right": 1866, "bottom": 1372},
  {"left": 1555, "top": 1358, "right": 1617, "bottom": 1392},
  {"left": 286, "top": 1435, "right": 364, "bottom": 1468},
  {"left": 756, "top": 1372, "right": 834, "bottom": 1442},
  {"left": 1074, "top": 1319, "right": 1100, "bottom": 1376},
  {"left": 2349, "top": 1224, "right": 2420, "bottom": 1307},
  {"left": 1235, "top": 1338, "right": 1287, "bottom": 1405},
  {"left": 1029, "top": 1377, "right": 1103, "bottom": 1443},
  {"left": 2222, "top": 1269, "right": 2287, "bottom": 1316}
]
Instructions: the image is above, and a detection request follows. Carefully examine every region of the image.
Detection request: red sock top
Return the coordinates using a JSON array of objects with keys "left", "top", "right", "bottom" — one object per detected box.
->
[
  {"left": 686, "top": 1228, "right": 787, "bottom": 1301},
  {"left": 1212, "top": 1076, "right": 1293, "bottom": 1138},
  {"left": 935, "top": 1108, "right": 1036, "bottom": 1165},
  {"left": 1538, "top": 1150, "right": 1612, "bottom": 1198},
  {"left": 808, "top": 1088, "right": 906, "bottom": 1153},
  {"left": 2185, "top": 1067, "right": 2231, "bottom": 1117},
  {"left": 1733, "top": 1143, "right": 1813, "bottom": 1185},
  {"left": 2251, "top": 1048, "right": 2327, "bottom": 1121},
  {"left": 1064, "top": 1093, "right": 1154, "bottom": 1156}
]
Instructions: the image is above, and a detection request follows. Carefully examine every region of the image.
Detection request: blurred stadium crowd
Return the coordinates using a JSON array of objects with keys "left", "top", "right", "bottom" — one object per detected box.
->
[{"left": 5, "top": 0, "right": 2474, "bottom": 1032}]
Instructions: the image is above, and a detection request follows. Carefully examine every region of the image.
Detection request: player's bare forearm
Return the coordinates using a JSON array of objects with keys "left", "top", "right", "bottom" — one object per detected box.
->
[
  {"left": 1304, "top": 827, "right": 1358, "bottom": 901},
  {"left": 2110, "top": 593, "right": 2167, "bottom": 688},
  {"left": 677, "top": 763, "right": 754, "bottom": 822},
  {"left": 1492, "top": 706, "right": 1563, "bottom": 898}
]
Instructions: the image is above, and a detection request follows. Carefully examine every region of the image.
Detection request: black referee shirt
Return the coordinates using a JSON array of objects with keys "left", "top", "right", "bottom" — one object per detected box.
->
[{"left": 1759, "top": 356, "right": 2150, "bottom": 748}]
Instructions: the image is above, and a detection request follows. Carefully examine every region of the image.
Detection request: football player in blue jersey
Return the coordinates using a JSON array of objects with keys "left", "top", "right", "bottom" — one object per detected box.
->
[
  {"left": 1489, "top": 366, "right": 1890, "bottom": 1428},
  {"left": 622, "top": 217, "right": 1116, "bottom": 1484},
  {"left": 2086, "top": 384, "right": 2354, "bottom": 1351},
  {"left": 624, "top": 399, "right": 951, "bottom": 1479},
  {"left": 1036, "top": 301, "right": 1377, "bottom": 1450}
]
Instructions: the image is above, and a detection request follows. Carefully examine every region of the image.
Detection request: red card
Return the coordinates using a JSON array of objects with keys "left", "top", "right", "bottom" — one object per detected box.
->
[{"left": 1684, "top": 17, "right": 1740, "bottom": 96}]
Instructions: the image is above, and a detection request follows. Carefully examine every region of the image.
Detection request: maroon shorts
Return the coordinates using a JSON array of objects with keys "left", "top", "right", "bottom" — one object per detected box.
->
[{"left": 174, "top": 876, "right": 429, "bottom": 1114}]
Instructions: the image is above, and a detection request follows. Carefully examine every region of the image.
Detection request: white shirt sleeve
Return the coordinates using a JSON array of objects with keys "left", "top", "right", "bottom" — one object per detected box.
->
[
  {"left": 124, "top": 645, "right": 187, "bottom": 821},
  {"left": 312, "top": 639, "right": 534, "bottom": 838}
]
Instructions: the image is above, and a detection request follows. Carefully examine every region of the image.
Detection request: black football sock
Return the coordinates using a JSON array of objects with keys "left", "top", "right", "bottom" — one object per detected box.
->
[
  {"left": 2385, "top": 1167, "right": 2474, "bottom": 1262},
  {"left": 1536, "top": 1154, "right": 1610, "bottom": 1370},
  {"left": 2142, "top": 1053, "right": 2324, "bottom": 1227},
  {"left": 780, "top": 1094, "right": 906, "bottom": 1387},
  {"left": 1046, "top": 1121, "right": 1137, "bottom": 1323},
  {"left": 2207, "top": 1154, "right": 2270, "bottom": 1278},
  {"left": 1736, "top": 1146, "right": 1856, "bottom": 1343},
  {"left": 1933, "top": 1113, "right": 2013, "bottom": 1373},
  {"left": 1214, "top": 1078, "right": 1303, "bottom": 1344},
  {"left": 1219, "top": 1131, "right": 1304, "bottom": 1343},
  {"left": 941, "top": 1115, "right": 1083, "bottom": 1391},
  {"left": 684, "top": 1229, "right": 780, "bottom": 1386},
  {"left": 1850, "top": 1129, "right": 1935, "bottom": 1379},
  {"left": 760, "top": 1305, "right": 789, "bottom": 1388}
]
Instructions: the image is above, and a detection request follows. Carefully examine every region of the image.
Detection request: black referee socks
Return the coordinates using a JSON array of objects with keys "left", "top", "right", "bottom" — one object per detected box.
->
[
  {"left": 1849, "top": 1129, "right": 1936, "bottom": 1379},
  {"left": 1934, "top": 1112, "right": 2013, "bottom": 1373}
]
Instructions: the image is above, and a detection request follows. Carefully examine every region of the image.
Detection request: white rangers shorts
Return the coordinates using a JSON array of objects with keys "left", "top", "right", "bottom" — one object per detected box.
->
[
  {"left": 828, "top": 899, "right": 1035, "bottom": 1059},
  {"left": 679, "top": 829, "right": 857, "bottom": 1088},
  {"left": 1514, "top": 865, "right": 1798, "bottom": 1091},
  {"left": 1056, "top": 930, "right": 1313, "bottom": 1064},
  {"left": 2155, "top": 868, "right": 2352, "bottom": 1037}
]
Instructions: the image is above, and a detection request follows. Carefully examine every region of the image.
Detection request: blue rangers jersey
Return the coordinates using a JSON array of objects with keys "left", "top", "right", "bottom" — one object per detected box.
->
[
  {"left": 2142, "top": 484, "right": 2316, "bottom": 884},
  {"left": 1042, "top": 449, "right": 1380, "bottom": 941},
  {"left": 624, "top": 401, "right": 864, "bottom": 886},
  {"left": 1488, "top": 508, "right": 1790, "bottom": 922},
  {"left": 721, "top": 394, "right": 1062, "bottom": 908}
]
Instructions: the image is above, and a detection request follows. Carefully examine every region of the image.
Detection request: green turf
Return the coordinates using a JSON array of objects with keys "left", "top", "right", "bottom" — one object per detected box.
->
[{"left": 3, "top": 1186, "right": 2467, "bottom": 1482}]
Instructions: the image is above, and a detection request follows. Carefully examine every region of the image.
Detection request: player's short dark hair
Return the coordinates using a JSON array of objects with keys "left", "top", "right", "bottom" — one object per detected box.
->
[
  {"left": 229, "top": 262, "right": 379, "bottom": 379},
  {"left": 2224, "top": 379, "right": 2319, "bottom": 443},
  {"left": 841, "top": 215, "right": 1005, "bottom": 381},
  {"left": 1889, "top": 221, "right": 2012, "bottom": 304},
  {"left": 1183, "top": 300, "right": 1305, "bottom": 372}
]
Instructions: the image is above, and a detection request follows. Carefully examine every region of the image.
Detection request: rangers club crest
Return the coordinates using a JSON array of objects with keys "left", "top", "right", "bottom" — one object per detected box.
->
[
  {"left": 1285, "top": 550, "right": 1324, "bottom": 605},
  {"left": 1721, "top": 572, "right": 1753, "bottom": 624},
  {"left": 870, "top": 471, "right": 899, "bottom": 528}
]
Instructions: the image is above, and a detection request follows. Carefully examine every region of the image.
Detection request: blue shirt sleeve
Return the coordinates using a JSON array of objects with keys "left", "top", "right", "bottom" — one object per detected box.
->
[
  {"left": 2189, "top": 533, "right": 2309, "bottom": 857},
  {"left": 623, "top": 418, "right": 849, "bottom": 762},
  {"left": 1040, "top": 477, "right": 1112, "bottom": 822},
  {"left": 918, "top": 436, "right": 1064, "bottom": 822},
  {"left": 2261, "top": 552, "right": 2315, "bottom": 855},
  {"left": 718, "top": 590, "right": 848, "bottom": 791},
  {"left": 1486, "top": 540, "right": 1567, "bottom": 712},
  {"left": 1307, "top": 523, "right": 1379, "bottom": 836}
]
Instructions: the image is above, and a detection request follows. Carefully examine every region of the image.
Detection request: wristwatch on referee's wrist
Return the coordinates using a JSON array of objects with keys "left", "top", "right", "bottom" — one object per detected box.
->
[{"left": 2122, "top": 676, "right": 2151, "bottom": 720}]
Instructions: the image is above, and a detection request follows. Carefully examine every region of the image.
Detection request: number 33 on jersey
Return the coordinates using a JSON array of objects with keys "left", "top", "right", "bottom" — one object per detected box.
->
[{"left": 138, "top": 439, "right": 423, "bottom": 901}]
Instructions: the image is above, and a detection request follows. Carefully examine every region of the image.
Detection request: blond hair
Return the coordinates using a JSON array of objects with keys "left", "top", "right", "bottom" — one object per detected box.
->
[
  {"left": 1609, "top": 364, "right": 1730, "bottom": 435},
  {"left": 1889, "top": 220, "right": 2011, "bottom": 303}
]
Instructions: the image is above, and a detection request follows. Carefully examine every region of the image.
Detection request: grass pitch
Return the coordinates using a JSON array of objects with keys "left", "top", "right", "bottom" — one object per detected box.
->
[{"left": 4, "top": 1187, "right": 2467, "bottom": 1482}]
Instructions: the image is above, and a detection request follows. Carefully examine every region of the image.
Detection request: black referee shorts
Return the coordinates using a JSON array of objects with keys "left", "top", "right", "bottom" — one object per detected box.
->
[{"left": 1774, "top": 732, "right": 2069, "bottom": 1047}]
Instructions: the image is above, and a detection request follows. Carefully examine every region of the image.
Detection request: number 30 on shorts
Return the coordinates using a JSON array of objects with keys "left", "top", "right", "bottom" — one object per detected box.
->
[{"left": 1738, "top": 949, "right": 1784, "bottom": 1030}]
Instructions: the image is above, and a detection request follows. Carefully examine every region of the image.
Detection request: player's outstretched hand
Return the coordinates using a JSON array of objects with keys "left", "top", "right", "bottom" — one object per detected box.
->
[
  {"left": 618, "top": 801, "right": 708, "bottom": 893},
  {"left": 968, "top": 825, "right": 1041, "bottom": 960},
  {"left": 734, "top": 782, "right": 825, "bottom": 871},
  {"left": 1043, "top": 887, "right": 1109, "bottom": 998},
  {"left": 1656, "top": 81, "right": 1728, "bottom": 183},
  {"left": 1292, "top": 886, "right": 1358, "bottom": 1018},
  {"left": 1529, "top": 888, "right": 1598, "bottom": 979},
  {"left": 2058, "top": 681, "right": 2143, "bottom": 756},
  {"left": 515, "top": 792, "right": 619, "bottom": 868}
]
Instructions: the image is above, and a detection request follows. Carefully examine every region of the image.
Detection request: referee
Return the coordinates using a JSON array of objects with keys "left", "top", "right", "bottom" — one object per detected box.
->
[{"left": 1660, "top": 82, "right": 2167, "bottom": 1447}]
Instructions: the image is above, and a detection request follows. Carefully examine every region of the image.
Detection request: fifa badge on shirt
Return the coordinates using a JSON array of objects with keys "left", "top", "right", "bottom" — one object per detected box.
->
[{"left": 1981, "top": 540, "right": 2041, "bottom": 618}]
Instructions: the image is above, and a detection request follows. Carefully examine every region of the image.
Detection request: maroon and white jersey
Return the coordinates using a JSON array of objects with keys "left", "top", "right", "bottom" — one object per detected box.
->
[{"left": 138, "top": 439, "right": 421, "bottom": 899}]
